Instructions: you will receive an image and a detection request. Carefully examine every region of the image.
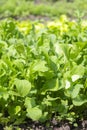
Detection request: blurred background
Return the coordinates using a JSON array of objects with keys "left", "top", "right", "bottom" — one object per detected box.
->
[{"left": 0, "top": 0, "right": 87, "bottom": 20}]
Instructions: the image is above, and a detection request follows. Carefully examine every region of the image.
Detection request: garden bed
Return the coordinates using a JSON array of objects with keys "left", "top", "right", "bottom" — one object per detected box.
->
[{"left": 0, "top": 16, "right": 87, "bottom": 130}]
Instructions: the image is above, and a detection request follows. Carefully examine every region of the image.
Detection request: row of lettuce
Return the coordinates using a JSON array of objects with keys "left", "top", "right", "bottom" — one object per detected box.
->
[
  {"left": 1, "top": 0, "right": 87, "bottom": 20},
  {"left": 0, "top": 16, "right": 87, "bottom": 125}
]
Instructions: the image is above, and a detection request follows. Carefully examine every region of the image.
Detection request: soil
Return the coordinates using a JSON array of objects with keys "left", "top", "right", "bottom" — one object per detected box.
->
[
  {"left": 17, "top": 14, "right": 51, "bottom": 21},
  {"left": 18, "top": 119, "right": 87, "bottom": 130},
  {"left": 0, "top": 14, "right": 51, "bottom": 22},
  {"left": 0, "top": 118, "right": 87, "bottom": 130}
]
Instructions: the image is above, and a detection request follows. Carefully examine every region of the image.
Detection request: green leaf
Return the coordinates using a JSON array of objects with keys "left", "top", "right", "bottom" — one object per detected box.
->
[
  {"left": 0, "top": 40, "right": 8, "bottom": 50},
  {"left": 65, "top": 84, "right": 83, "bottom": 99},
  {"left": 26, "top": 107, "right": 42, "bottom": 121},
  {"left": 73, "top": 94, "right": 87, "bottom": 106},
  {"left": 15, "top": 106, "right": 21, "bottom": 115},
  {"left": 15, "top": 42, "right": 25, "bottom": 54},
  {"left": 0, "top": 86, "right": 7, "bottom": 96},
  {"left": 14, "top": 78, "right": 31, "bottom": 97},
  {"left": 47, "top": 95, "right": 59, "bottom": 101},
  {"left": 32, "top": 60, "right": 48, "bottom": 73},
  {"left": 71, "top": 84, "right": 83, "bottom": 98},
  {"left": 24, "top": 97, "right": 36, "bottom": 109},
  {"left": 41, "top": 78, "right": 59, "bottom": 95},
  {"left": 71, "top": 65, "right": 85, "bottom": 78},
  {"left": 57, "top": 104, "right": 68, "bottom": 114},
  {"left": 0, "top": 60, "right": 7, "bottom": 78},
  {"left": 13, "top": 59, "right": 25, "bottom": 70},
  {"left": 60, "top": 44, "right": 70, "bottom": 60}
]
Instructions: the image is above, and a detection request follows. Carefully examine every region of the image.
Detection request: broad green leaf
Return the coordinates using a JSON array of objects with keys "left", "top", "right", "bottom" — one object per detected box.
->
[
  {"left": 14, "top": 78, "right": 31, "bottom": 97},
  {"left": 32, "top": 60, "right": 48, "bottom": 72},
  {"left": 60, "top": 44, "right": 70, "bottom": 60},
  {"left": 26, "top": 107, "right": 42, "bottom": 121},
  {"left": 71, "top": 84, "right": 83, "bottom": 98},
  {"left": 71, "top": 65, "right": 85, "bottom": 77},
  {"left": 73, "top": 94, "right": 87, "bottom": 106},
  {"left": 41, "top": 78, "right": 59, "bottom": 95},
  {"left": 54, "top": 43, "right": 63, "bottom": 55},
  {"left": 65, "top": 84, "right": 83, "bottom": 98}
]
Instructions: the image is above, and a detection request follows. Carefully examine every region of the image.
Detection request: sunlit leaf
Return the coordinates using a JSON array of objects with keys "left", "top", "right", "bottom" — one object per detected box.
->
[{"left": 14, "top": 79, "right": 31, "bottom": 97}]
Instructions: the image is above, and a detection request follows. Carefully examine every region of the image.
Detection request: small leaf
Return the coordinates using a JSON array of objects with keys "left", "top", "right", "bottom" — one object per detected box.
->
[
  {"left": 15, "top": 106, "right": 21, "bottom": 115},
  {"left": 65, "top": 80, "right": 71, "bottom": 89}
]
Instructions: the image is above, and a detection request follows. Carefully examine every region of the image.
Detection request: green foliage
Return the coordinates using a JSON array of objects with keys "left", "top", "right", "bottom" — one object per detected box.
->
[
  {"left": 0, "top": 0, "right": 87, "bottom": 19},
  {"left": 14, "top": 78, "right": 31, "bottom": 97},
  {"left": 0, "top": 18, "right": 87, "bottom": 125}
]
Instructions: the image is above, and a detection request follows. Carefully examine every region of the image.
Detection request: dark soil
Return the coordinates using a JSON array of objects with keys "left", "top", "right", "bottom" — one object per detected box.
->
[
  {"left": 1, "top": 118, "right": 87, "bottom": 130},
  {"left": 18, "top": 119, "right": 87, "bottom": 130},
  {"left": 17, "top": 14, "right": 51, "bottom": 21},
  {"left": 0, "top": 14, "right": 51, "bottom": 22}
]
